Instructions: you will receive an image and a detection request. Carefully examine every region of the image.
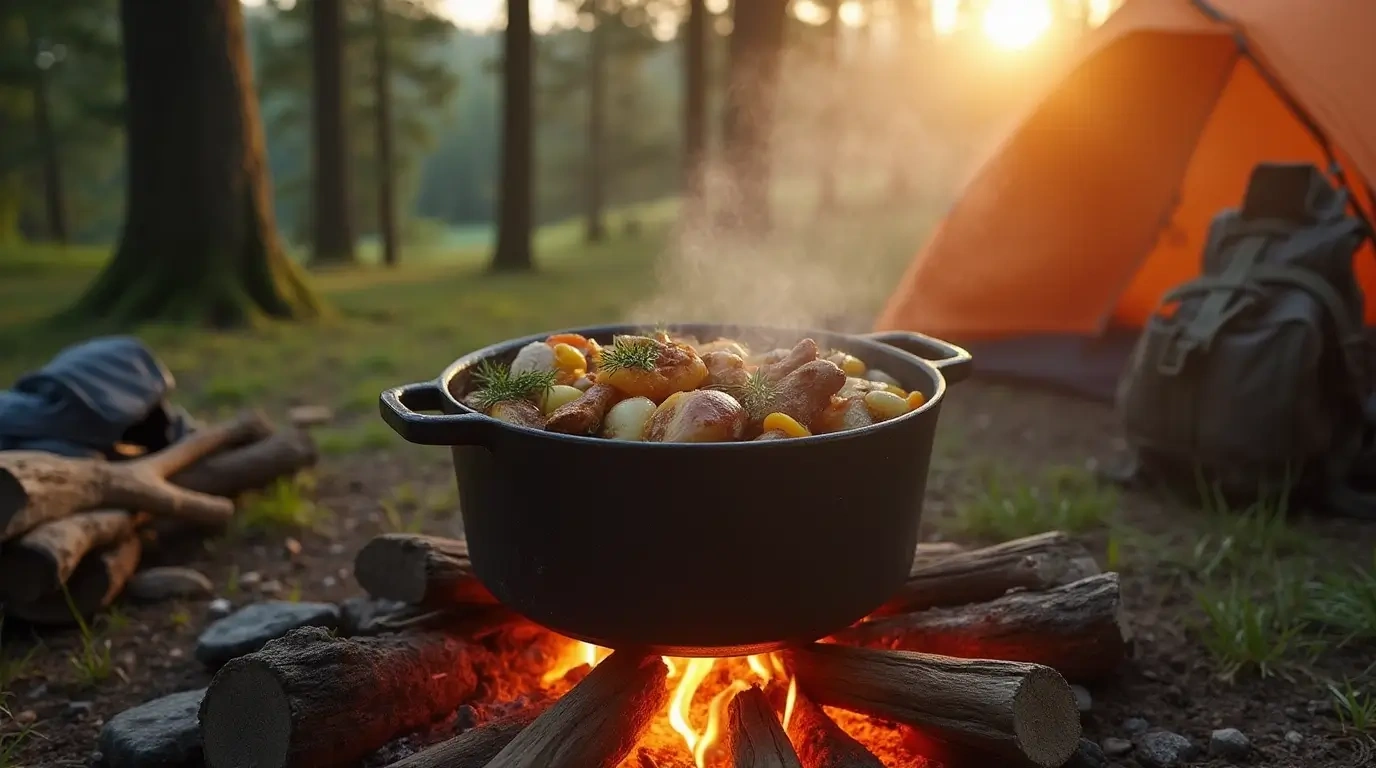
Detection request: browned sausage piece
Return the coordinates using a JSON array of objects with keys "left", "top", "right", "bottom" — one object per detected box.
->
[
  {"left": 771, "top": 359, "right": 846, "bottom": 429},
  {"left": 546, "top": 383, "right": 619, "bottom": 435},
  {"left": 760, "top": 338, "right": 820, "bottom": 382}
]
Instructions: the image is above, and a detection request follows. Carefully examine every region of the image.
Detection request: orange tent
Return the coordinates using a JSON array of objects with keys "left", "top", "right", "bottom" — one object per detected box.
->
[{"left": 875, "top": 0, "right": 1376, "bottom": 399}]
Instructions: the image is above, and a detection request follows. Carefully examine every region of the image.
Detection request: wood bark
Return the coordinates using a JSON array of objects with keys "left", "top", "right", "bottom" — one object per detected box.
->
[
  {"left": 786, "top": 644, "right": 1081, "bottom": 768},
  {"left": 784, "top": 685, "right": 883, "bottom": 768},
  {"left": 485, "top": 651, "right": 669, "bottom": 768},
  {"left": 0, "top": 411, "right": 271, "bottom": 540},
  {"left": 0, "top": 509, "right": 145, "bottom": 605},
  {"left": 199, "top": 622, "right": 500, "bottom": 768},
  {"left": 726, "top": 685, "right": 803, "bottom": 768},
  {"left": 169, "top": 427, "right": 318, "bottom": 498},
  {"left": 681, "top": 0, "right": 708, "bottom": 219},
  {"left": 29, "top": 28, "right": 67, "bottom": 244},
  {"left": 371, "top": 0, "right": 398, "bottom": 267},
  {"left": 874, "top": 531, "right": 1101, "bottom": 616},
  {"left": 491, "top": 0, "right": 534, "bottom": 272},
  {"left": 6, "top": 534, "right": 142, "bottom": 625},
  {"left": 584, "top": 6, "right": 607, "bottom": 244},
  {"left": 719, "top": 0, "right": 789, "bottom": 237},
  {"left": 837, "top": 573, "right": 1128, "bottom": 683},
  {"left": 353, "top": 533, "right": 497, "bottom": 607},
  {"left": 310, "top": 0, "right": 354, "bottom": 265},
  {"left": 67, "top": 0, "right": 318, "bottom": 326},
  {"left": 386, "top": 701, "right": 552, "bottom": 768}
]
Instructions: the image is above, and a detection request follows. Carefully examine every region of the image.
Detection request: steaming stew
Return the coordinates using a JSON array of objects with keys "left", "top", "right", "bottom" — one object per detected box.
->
[{"left": 460, "top": 330, "right": 925, "bottom": 442}]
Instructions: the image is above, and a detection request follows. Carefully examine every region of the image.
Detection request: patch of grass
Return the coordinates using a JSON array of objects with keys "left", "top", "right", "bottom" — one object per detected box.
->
[
  {"left": 1304, "top": 565, "right": 1376, "bottom": 646},
  {"left": 947, "top": 465, "right": 1115, "bottom": 540},
  {"left": 224, "top": 565, "right": 241, "bottom": 598},
  {"left": 1195, "top": 578, "right": 1309, "bottom": 682},
  {"left": 284, "top": 582, "right": 303, "bottom": 603},
  {"left": 168, "top": 608, "right": 192, "bottom": 630},
  {"left": 0, "top": 618, "right": 38, "bottom": 692},
  {"left": 315, "top": 423, "right": 398, "bottom": 456},
  {"left": 98, "top": 606, "right": 130, "bottom": 633},
  {"left": 236, "top": 475, "right": 325, "bottom": 533},
  {"left": 60, "top": 586, "right": 114, "bottom": 688},
  {"left": 380, "top": 484, "right": 428, "bottom": 534},
  {"left": 1330, "top": 678, "right": 1376, "bottom": 734},
  {"left": 1183, "top": 487, "right": 1313, "bottom": 581},
  {"left": 0, "top": 692, "right": 41, "bottom": 768}
]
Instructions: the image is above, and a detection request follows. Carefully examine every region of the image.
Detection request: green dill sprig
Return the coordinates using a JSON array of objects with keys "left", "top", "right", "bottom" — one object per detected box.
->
[
  {"left": 468, "top": 360, "right": 557, "bottom": 411},
  {"left": 597, "top": 336, "right": 661, "bottom": 375},
  {"left": 721, "top": 370, "right": 781, "bottom": 422}
]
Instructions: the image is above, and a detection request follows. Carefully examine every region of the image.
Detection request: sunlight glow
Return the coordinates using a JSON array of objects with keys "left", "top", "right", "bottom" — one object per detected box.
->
[
  {"left": 931, "top": 0, "right": 960, "bottom": 37},
  {"left": 981, "top": 0, "right": 1053, "bottom": 50},
  {"left": 837, "top": 1, "right": 867, "bottom": 27}
]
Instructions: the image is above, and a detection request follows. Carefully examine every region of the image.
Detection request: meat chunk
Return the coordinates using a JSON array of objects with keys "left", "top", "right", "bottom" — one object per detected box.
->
[
  {"left": 704, "top": 351, "right": 750, "bottom": 389},
  {"left": 759, "top": 338, "right": 820, "bottom": 382},
  {"left": 771, "top": 359, "right": 846, "bottom": 429},
  {"left": 545, "top": 383, "right": 619, "bottom": 435}
]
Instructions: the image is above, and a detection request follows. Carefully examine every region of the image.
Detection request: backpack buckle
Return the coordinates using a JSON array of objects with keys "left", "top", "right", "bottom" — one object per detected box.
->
[{"left": 1156, "top": 335, "right": 1195, "bottom": 376}]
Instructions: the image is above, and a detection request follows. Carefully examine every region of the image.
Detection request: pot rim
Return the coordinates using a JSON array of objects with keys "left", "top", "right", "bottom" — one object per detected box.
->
[{"left": 432, "top": 322, "right": 953, "bottom": 450}]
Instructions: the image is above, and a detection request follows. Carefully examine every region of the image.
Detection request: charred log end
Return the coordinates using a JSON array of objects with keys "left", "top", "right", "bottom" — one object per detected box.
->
[
  {"left": 0, "top": 468, "right": 27, "bottom": 528},
  {"left": 354, "top": 535, "right": 431, "bottom": 604},
  {"left": 198, "top": 654, "right": 294, "bottom": 768},
  {"left": 1010, "top": 666, "right": 1082, "bottom": 768},
  {"left": 0, "top": 546, "right": 55, "bottom": 605},
  {"left": 726, "top": 685, "right": 803, "bottom": 768}
]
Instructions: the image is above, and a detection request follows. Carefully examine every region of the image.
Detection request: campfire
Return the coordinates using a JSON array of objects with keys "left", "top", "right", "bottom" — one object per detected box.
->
[{"left": 196, "top": 531, "right": 1128, "bottom": 768}]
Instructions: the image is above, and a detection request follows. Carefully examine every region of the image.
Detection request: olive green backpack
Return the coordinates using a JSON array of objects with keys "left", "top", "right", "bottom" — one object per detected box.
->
[{"left": 1117, "top": 163, "right": 1376, "bottom": 515}]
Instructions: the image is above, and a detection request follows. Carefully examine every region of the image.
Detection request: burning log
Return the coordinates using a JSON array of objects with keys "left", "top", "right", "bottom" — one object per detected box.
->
[
  {"left": 786, "top": 643, "right": 1081, "bottom": 768},
  {"left": 386, "top": 701, "right": 552, "bottom": 768},
  {"left": 0, "top": 410, "right": 270, "bottom": 541},
  {"left": 354, "top": 534, "right": 497, "bottom": 607},
  {"left": 199, "top": 619, "right": 501, "bottom": 768},
  {"left": 784, "top": 686, "right": 884, "bottom": 768},
  {"left": 0, "top": 509, "right": 146, "bottom": 605},
  {"left": 6, "top": 533, "right": 142, "bottom": 625},
  {"left": 726, "top": 685, "right": 803, "bottom": 768},
  {"left": 485, "top": 651, "right": 669, "bottom": 768},
  {"left": 875, "top": 531, "right": 1100, "bottom": 616},
  {"left": 170, "top": 426, "right": 318, "bottom": 498},
  {"left": 835, "top": 573, "right": 1127, "bottom": 683}
]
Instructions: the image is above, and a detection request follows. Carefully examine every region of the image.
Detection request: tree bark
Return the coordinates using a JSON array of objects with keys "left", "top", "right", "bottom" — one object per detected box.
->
[
  {"left": 6, "top": 533, "right": 142, "bottom": 626},
  {"left": 491, "top": 0, "right": 535, "bottom": 272},
  {"left": 787, "top": 643, "right": 1082, "bottom": 768},
  {"left": 29, "top": 34, "right": 67, "bottom": 244},
  {"left": 584, "top": 6, "right": 607, "bottom": 244},
  {"left": 353, "top": 533, "right": 498, "bottom": 607},
  {"left": 726, "top": 685, "right": 803, "bottom": 768},
  {"left": 67, "top": 0, "right": 319, "bottom": 327},
  {"left": 199, "top": 624, "right": 499, "bottom": 768},
  {"left": 372, "top": 0, "right": 399, "bottom": 267},
  {"left": 0, "top": 509, "right": 144, "bottom": 605},
  {"left": 835, "top": 573, "right": 1130, "bottom": 683},
  {"left": 784, "top": 685, "right": 884, "bottom": 768},
  {"left": 386, "top": 701, "right": 553, "bottom": 768},
  {"left": 310, "top": 0, "right": 355, "bottom": 265},
  {"left": 681, "top": 0, "right": 708, "bottom": 222},
  {"left": 719, "top": 0, "right": 789, "bottom": 237}
]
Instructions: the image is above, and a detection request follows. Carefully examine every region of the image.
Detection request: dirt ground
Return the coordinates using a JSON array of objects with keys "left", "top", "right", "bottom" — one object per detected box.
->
[{"left": 3, "top": 379, "right": 1375, "bottom": 768}]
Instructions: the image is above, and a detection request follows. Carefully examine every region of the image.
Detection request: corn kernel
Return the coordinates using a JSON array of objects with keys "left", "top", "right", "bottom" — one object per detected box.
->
[
  {"left": 906, "top": 391, "right": 926, "bottom": 409},
  {"left": 551, "top": 342, "right": 587, "bottom": 372},
  {"left": 864, "top": 390, "right": 910, "bottom": 421},
  {"left": 840, "top": 355, "right": 867, "bottom": 377},
  {"left": 541, "top": 384, "right": 584, "bottom": 415},
  {"left": 762, "top": 412, "right": 811, "bottom": 438}
]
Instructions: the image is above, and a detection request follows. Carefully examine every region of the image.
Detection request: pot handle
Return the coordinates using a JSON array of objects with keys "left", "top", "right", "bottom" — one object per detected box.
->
[
  {"left": 380, "top": 381, "right": 493, "bottom": 446},
  {"left": 864, "top": 330, "right": 973, "bottom": 385}
]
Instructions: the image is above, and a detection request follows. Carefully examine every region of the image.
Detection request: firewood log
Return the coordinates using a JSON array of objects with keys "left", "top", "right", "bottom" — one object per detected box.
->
[
  {"left": 0, "top": 410, "right": 270, "bottom": 540},
  {"left": 725, "top": 685, "right": 803, "bottom": 768},
  {"left": 874, "top": 531, "right": 1100, "bottom": 616},
  {"left": 0, "top": 509, "right": 147, "bottom": 605},
  {"left": 484, "top": 651, "right": 669, "bottom": 768},
  {"left": 834, "top": 573, "right": 1128, "bottom": 683},
  {"left": 5, "top": 533, "right": 142, "bottom": 625},
  {"left": 170, "top": 427, "right": 318, "bottom": 498},
  {"left": 784, "top": 685, "right": 883, "bottom": 768},
  {"left": 786, "top": 643, "right": 1081, "bottom": 768},
  {"left": 198, "top": 615, "right": 505, "bottom": 768},
  {"left": 354, "top": 534, "right": 497, "bottom": 607},
  {"left": 385, "top": 701, "right": 552, "bottom": 768}
]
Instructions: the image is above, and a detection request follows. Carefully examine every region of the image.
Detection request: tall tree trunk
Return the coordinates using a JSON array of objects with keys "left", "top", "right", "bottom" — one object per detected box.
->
[
  {"left": 310, "top": 0, "right": 354, "bottom": 265},
  {"left": 584, "top": 5, "right": 606, "bottom": 244},
  {"left": 681, "top": 0, "right": 708, "bottom": 224},
  {"left": 26, "top": 21, "right": 67, "bottom": 244},
  {"left": 817, "top": 0, "right": 842, "bottom": 213},
  {"left": 719, "top": 0, "right": 789, "bottom": 238},
  {"left": 491, "top": 0, "right": 535, "bottom": 272},
  {"left": 372, "top": 0, "right": 399, "bottom": 266},
  {"left": 66, "top": 0, "right": 319, "bottom": 327}
]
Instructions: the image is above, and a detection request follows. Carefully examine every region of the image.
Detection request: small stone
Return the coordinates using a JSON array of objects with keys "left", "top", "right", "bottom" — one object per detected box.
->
[
  {"left": 27, "top": 684, "right": 47, "bottom": 699},
  {"left": 1284, "top": 730, "right": 1303, "bottom": 745},
  {"left": 322, "top": 576, "right": 338, "bottom": 588},
  {"left": 1123, "top": 717, "right": 1150, "bottom": 735},
  {"left": 284, "top": 537, "right": 303, "bottom": 557},
  {"left": 207, "top": 598, "right": 233, "bottom": 619},
  {"left": 1134, "top": 731, "right": 1199, "bottom": 768},
  {"left": 1308, "top": 699, "right": 1335, "bottom": 716},
  {"left": 14, "top": 709, "right": 37, "bottom": 725},
  {"left": 238, "top": 570, "right": 262, "bottom": 587},
  {"left": 195, "top": 601, "right": 340, "bottom": 668},
  {"left": 1065, "top": 738, "right": 1106, "bottom": 768},
  {"left": 98, "top": 688, "right": 205, "bottom": 768},
  {"left": 125, "top": 567, "right": 214, "bottom": 602},
  {"left": 258, "top": 579, "right": 283, "bottom": 595},
  {"left": 1102, "top": 737, "right": 1133, "bottom": 757},
  {"left": 1209, "top": 728, "right": 1251, "bottom": 759},
  {"left": 328, "top": 543, "right": 347, "bottom": 556},
  {"left": 67, "top": 701, "right": 94, "bottom": 718},
  {"left": 1071, "top": 684, "right": 1092, "bottom": 712},
  {"left": 290, "top": 404, "right": 334, "bottom": 427},
  {"left": 168, "top": 648, "right": 184, "bottom": 660}
]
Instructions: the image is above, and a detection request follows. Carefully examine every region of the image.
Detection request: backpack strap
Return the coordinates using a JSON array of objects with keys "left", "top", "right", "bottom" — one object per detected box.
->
[{"left": 1152, "top": 235, "right": 1268, "bottom": 375}]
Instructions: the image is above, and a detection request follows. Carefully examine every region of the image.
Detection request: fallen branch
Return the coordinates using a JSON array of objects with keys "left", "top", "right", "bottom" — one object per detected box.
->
[
  {"left": 834, "top": 573, "right": 1128, "bottom": 683},
  {"left": 354, "top": 534, "right": 496, "bottom": 607},
  {"left": 726, "top": 685, "right": 803, "bottom": 768},
  {"left": 386, "top": 701, "right": 552, "bottom": 768},
  {"left": 6, "top": 533, "right": 142, "bottom": 625},
  {"left": 786, "top": 643, "right": 1081, "bottom": 768},
  {"left": 874, "top": 531, "right": 1100, "bottom": 616},
  {"left": 485, "top": 651, "right": 669, "bottom": 768},
  {"left": 0, "top": 509, "right": 146, "bottom": 605},
  {"left": 784, "top": 685, "right": 883, "bottom": 768},
  {"left": 0, "top": 411, "right": 270, "bottom": 540},
  {"left": 199, "top": 616, "right": 504, "bottom": 768},
  {"left": 170, "top": 427, "right": 318, "bottom": 498}
]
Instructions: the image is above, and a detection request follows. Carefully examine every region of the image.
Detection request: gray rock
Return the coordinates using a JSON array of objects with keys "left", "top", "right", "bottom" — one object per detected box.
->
[
  {"left": 126, "top": 567, "right": 214, "bottom": 602},
  {"left": 1134, "top": 731, "right": 1199, "bottom": 768},
  {"left": 206, "top": 598, "right": 232, "bottom": 620},
  {"left": 1209, "top": 728, "right": 1251, "bottom": 759},
  {"left": 66, "top": 701, "right": 93, "bottom": 719},
  {"left": 1065, "top": 738, "right": 1107, "bottom": 768},
  {"left": 1072, "top": 685, "right": 1093, "bottom": 712},
  {"left": 1284, "top": 730, "right": 1303, "bottom": 745},
  {"left": 195, "top": 601, "right": 339, "bottom": 667},
  {"left": 1123, "top": 717, "right": 1151, "bottom": 735},
  {"left": 1103, "top": 737, "right": 1134, "bottom": 757},
  {"left": 98, "top": 688, "right": 205, "bottom": 768},
  {"left": 338, "top": 595, "right": 407, "bottom": 637}
]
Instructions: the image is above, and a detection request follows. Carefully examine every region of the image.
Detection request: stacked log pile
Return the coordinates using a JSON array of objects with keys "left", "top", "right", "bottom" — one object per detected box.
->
[
  {"left": 193, "top": 530, "right": 1129, "bottom": 768},
  {"left": 0, "top": 410, "right": 319, "bottom": 625}
]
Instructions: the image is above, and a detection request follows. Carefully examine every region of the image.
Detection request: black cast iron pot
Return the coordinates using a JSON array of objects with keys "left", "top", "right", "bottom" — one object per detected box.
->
[{"left": 380, "top": 324, "right": 971, "bottom": 657}]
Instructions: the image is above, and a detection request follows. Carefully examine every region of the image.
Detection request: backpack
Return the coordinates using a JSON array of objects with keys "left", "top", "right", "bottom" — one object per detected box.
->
[{"left": 1117, "top": 163, "right": 1375, "bottom": 513}]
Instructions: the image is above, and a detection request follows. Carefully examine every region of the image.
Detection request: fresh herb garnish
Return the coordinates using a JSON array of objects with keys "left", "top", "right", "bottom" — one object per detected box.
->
[
  {"left": 722, "top": 369, "right": 780, "bottom": 422},
  {"left": 469, "top": 360, "right": 557, "bottom": 411},
  {"left": 597, "top": 336, "right": 661, "bottom": 375}
]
